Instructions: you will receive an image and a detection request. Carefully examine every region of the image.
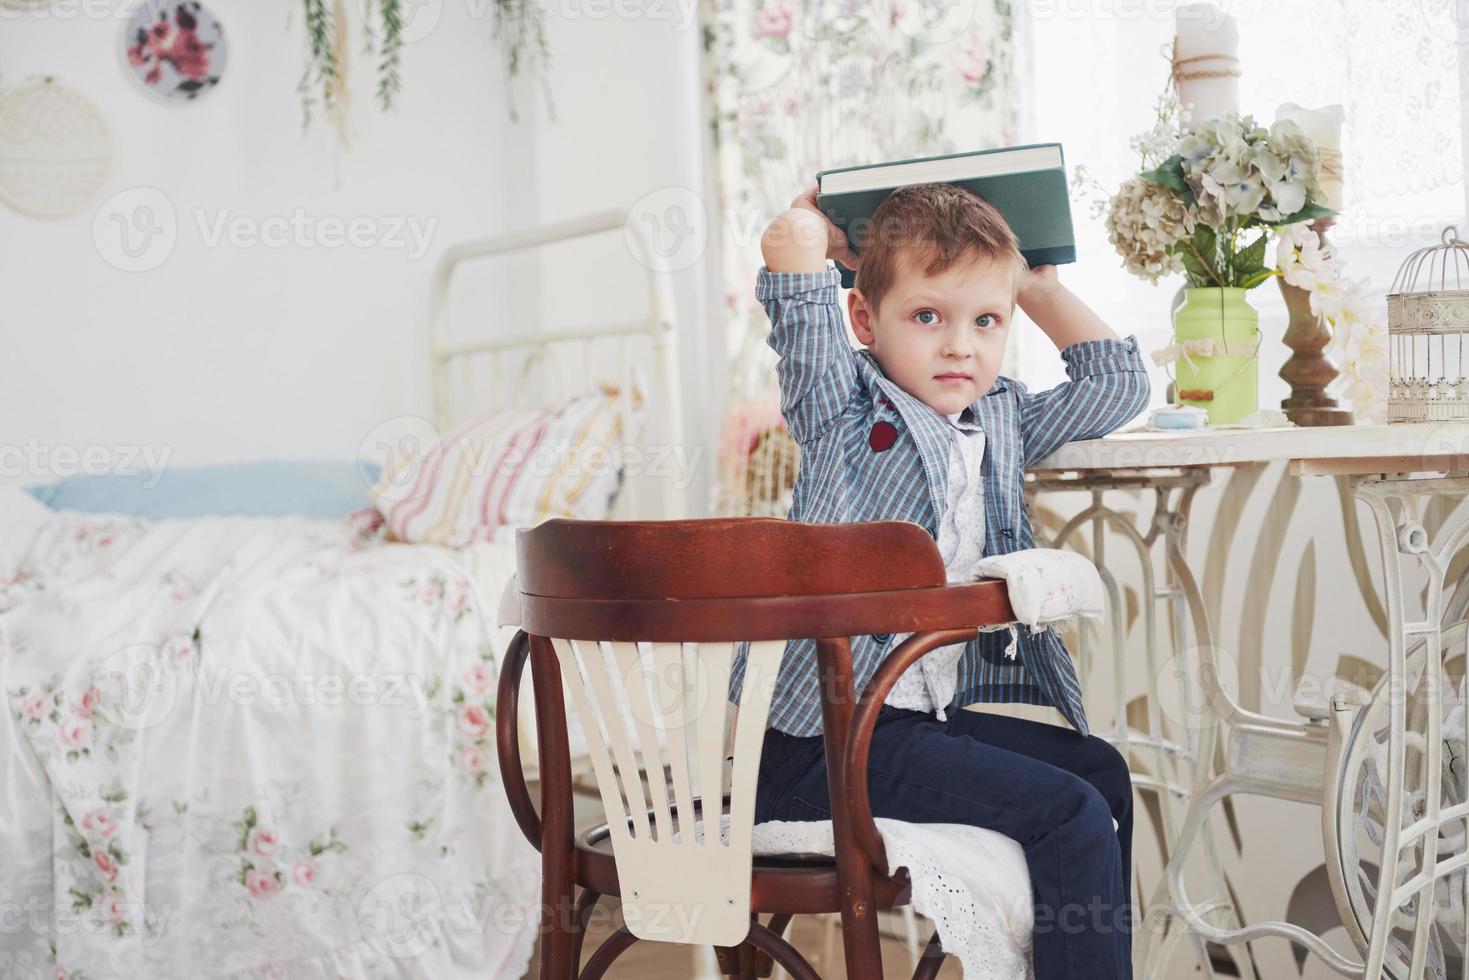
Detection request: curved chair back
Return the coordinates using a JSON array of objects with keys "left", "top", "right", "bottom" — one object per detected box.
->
[{"left": 515, "top": 518, "right": 950, "bottom": 947}]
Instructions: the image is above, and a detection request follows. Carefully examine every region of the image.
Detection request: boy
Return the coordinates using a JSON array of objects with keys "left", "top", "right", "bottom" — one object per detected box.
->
[{"left": 731, "top": 182, "right": 1151, "bottom": 978}]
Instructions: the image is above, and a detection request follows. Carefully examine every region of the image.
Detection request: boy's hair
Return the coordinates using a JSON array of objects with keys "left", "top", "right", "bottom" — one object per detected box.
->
[{"left": 853, "top": 182, "right": 1028, "bottom": 315}]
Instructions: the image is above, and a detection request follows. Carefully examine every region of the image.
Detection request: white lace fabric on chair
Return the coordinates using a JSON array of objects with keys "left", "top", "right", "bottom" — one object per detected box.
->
[
  {"left": 973, "top": 548, "right": 1107, "bottom": 636},
  {"left": 677, "top": 814, "right": 1035, "bottom": 979}
]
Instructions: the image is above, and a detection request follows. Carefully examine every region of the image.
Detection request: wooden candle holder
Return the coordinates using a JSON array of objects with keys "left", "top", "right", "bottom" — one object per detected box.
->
[{"left": 1278, "top": 216, "right": 1354, "bottom": 427}]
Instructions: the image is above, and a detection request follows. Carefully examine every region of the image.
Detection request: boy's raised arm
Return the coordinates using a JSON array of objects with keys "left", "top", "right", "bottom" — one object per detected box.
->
[
  {"left": 761, "top": 185, "right": 859, "bottom": 273},
  {"left": 1012, "top": 266, "right": 1152, "bottom": 467},
  {"left": 756, "top": 194, "right": 861, "bottom": 444}
]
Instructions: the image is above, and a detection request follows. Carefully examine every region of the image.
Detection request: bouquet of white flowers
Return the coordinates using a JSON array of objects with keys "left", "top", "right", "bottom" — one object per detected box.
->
[
  {"left": 1077, "top": 94, "right": 1390, "bottom": 423},
  {"left": 1093, "top": 100, "right": 1334, "bottom": 288}
]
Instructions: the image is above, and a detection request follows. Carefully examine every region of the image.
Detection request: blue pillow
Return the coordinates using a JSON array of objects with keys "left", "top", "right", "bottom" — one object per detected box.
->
[{"left": 25, "top": 459, "right": 383, "bottom": 520}]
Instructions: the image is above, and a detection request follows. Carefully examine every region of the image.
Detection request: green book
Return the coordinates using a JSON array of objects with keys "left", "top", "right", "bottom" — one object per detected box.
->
[{"left": 816, "top": 142, "right": 1076, "bottom": 289}]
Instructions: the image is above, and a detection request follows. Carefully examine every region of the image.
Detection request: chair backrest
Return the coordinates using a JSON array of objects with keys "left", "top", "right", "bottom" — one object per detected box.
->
[{"left": 516, "top": 518, "right": 948, "bottom": 947}]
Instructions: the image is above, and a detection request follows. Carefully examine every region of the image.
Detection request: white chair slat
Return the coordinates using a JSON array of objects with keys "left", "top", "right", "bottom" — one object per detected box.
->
[
  {"left": 609, "top": 640, "right": 674, "bottom": 842},
  {"left": 548, "top": 633, "right": 789, "bottom": 946},
  {"left": 653, "top": 642, "right": 699, "bottom": 847},
  {"left": 725, "top": 640, "right": 784, "bottom": 856},
  {"left": 551, "top": 638, "right": 649, "bottom": 844},
  {"left": 694, "top": 641, "right": 734, "bottom": 832}
]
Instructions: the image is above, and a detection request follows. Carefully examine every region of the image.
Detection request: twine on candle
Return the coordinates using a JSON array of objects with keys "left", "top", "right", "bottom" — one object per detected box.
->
[
  {"left": 1318, "top": 148, "right": 1343, "bottom": 183},
  {"left": 1163, "top": 41, "right": 1242, "bottom": 90},
  {"left": 1173, "top": 53, "right": 1242, "bottom": 82}
]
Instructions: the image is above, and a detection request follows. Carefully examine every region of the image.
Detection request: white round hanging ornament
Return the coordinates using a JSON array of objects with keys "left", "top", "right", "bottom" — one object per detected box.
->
[{"left": 0, "top": 77, "right": 114, "bottom": 219}]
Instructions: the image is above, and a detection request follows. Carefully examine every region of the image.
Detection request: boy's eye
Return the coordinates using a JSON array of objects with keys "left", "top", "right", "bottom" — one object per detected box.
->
[
  {"left": 976, "top": 313, "right": 997, "bottom": 329},
  {"left": 915, "top": 309, "right": 939, "bottom": 326}
]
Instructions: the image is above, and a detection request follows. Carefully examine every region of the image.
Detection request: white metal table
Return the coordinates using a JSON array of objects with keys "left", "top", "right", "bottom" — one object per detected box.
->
[{"left": 1029, "top": 422, "right": 1469, "bottom": 979}]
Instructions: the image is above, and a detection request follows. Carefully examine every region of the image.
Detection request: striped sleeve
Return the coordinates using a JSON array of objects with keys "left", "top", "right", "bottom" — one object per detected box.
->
[
  {"left": 1016, "top": 334, "right": 1152, "bottom": 468},
  {"left": 758, "top": 264, "right": 858, "bottom": 444}
]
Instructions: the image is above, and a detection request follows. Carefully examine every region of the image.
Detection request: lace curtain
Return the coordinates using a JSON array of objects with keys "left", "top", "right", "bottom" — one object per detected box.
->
[
  {"left": 1011, "top": 0, "right": 1466, "bottom": 412},
  {"left": 699, "top": 0, "right": 1022, "bottom": 515},
  {"left": 1232, "top": 0, "right": 1463, "bottom": 206}
]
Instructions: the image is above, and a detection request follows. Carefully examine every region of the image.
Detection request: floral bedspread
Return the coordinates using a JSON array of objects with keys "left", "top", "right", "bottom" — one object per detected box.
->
[{"left": 0, "top": 490, "right": 539, "bottom": 979}]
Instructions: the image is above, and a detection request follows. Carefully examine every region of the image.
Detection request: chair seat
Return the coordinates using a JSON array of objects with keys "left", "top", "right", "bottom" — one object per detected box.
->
[{"left": 573, "top": 806, "right": 913, "bottom": 916}]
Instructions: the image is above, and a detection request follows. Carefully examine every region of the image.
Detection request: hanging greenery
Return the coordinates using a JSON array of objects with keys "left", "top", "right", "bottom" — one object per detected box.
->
[
  {"left": 365, "top": 0, "right": 403, "bottom": 111},
  {"left": 492, "top": 0, "right": 555, "bottom": 123},
  {"left": 297, "top": 0, "right": 554, "bottom": 129},
  {"left": 297, "top": 0, "right": 340, "bottom": 128}
]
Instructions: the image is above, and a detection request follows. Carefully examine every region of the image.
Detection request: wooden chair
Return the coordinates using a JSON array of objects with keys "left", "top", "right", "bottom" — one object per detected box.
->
[{"left": 495, "top": 517, "right": 1019, "bottom": 979}]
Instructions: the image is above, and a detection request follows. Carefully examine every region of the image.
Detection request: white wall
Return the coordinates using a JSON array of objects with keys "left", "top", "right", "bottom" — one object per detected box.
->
[
  {"left": 0, "top": 0, "right": 540, "bottom": 483},
  {"left": 0, "top": 0, "right": 716, "bottom": 514},
  {"left": 526, "top": 7, "right": 716, "bottom": 514}
]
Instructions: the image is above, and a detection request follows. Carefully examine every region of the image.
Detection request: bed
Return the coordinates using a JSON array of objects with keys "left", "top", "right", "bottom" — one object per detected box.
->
[{"left": 0, "top": 208, "right": 684, "bottom": 979}]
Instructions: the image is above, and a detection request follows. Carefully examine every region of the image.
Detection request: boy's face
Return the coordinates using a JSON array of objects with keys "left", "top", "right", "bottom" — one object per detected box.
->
[{"left": 848, "top": 249, "right": 1016, "bottom": 417}]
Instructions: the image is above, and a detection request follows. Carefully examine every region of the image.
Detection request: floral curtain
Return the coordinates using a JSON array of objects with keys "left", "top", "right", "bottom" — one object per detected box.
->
[{"left": 699, "top": 0, "right": 1021, "bottom": 515}]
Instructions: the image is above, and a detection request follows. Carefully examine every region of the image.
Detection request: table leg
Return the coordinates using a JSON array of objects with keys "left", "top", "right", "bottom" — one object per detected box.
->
[
  {"left": 1031, "top": 471, "right": 1256, "bottom": 979},
  {"left": 1347, "top": 474, "right": 1469, "bottom": 978}
]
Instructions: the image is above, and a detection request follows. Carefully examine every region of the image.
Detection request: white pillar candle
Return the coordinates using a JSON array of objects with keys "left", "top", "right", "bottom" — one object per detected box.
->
[
  {"left": 1174, "top": 3, "right": 1240, "bottom": 125},
  {"left": 1276, "top": 102, "right": 1345, "bottom": 211}
]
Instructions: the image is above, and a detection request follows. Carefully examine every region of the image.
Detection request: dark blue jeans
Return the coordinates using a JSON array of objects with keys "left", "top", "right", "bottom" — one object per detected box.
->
[{"left": 753, "top": 704, "right": 1134, "bottom": 979}]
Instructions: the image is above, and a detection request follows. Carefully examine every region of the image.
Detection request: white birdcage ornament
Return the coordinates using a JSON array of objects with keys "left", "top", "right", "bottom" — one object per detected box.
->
[{"left": 1387, "top": 226, "right": 1469, "bottom": 423}]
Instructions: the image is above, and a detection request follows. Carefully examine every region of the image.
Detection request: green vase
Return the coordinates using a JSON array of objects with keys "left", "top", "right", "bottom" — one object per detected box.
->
[{"left": 1172, "top": 287, "right": 1260, "bottom": 425}]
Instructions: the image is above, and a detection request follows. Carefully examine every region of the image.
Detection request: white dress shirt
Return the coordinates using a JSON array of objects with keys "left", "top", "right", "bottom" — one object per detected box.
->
[{"left": 884, "top": 406, "right": 987, "bottom": 721}]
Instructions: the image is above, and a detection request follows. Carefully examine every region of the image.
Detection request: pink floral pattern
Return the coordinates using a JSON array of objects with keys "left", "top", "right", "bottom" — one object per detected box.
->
[
  {"left": 451, "top": 644, "right": 499, "bottom": 788},
  {"left": 232, "top": 806, "right": 345, "bottom": 900},
  {"left": 124, "top": 0, "right": 225, "bottom": 101},
  {"left": 0, "top": 566, "right": 42, "bottom": 614},
  {"left": 402, "top": 572, "right": 474, "bottom": 622},
  {"left": 701, "top": 0, "right": 1017, "bottom": 514},
  {"left": 62, "top": 795, "right": 135, "bottom": 939},
  {"left": 1, "top": 506, "right": 539, "bottom": 976},
  {"left": 10, "top": 679, "right": 99, "bottom": 763}
]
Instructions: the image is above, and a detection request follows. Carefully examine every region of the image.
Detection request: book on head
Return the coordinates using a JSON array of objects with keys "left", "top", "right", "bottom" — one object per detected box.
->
[{"left": 815, "top": 142, "right": 1077, "bottom": 290}]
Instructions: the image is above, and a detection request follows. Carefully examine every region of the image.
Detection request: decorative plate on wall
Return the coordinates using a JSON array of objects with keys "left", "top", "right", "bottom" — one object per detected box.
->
[
  {"left": 0, "top": 77, "right": 114, "bottom": 218},
  {"left": 122, "top": 0, "right": 227, "bottom": 102}
]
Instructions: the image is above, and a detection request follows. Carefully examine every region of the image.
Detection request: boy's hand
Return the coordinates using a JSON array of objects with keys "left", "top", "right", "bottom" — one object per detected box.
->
[
  {"left": 1016, "top": 263, "right": 1122, "bottom": 349},
  {"left": 1017, "top": 264, "right": 1061, "bottom": 310},
  {"left": 760, "top": 183, "right": 860, "bottom": 274},
  {"left": 789, "top": 185, "right": 860, "bottom": 272}
]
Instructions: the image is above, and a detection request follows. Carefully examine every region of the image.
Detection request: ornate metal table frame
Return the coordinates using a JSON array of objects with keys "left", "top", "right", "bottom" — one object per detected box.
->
[{"left": 1028, "top": 439, "right": 1469, "bottom": 979}]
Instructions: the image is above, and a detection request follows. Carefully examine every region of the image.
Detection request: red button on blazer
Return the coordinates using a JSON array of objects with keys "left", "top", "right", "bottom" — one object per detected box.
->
[{"left": 868, "top": 421, "right": 897, "bottom": 452}]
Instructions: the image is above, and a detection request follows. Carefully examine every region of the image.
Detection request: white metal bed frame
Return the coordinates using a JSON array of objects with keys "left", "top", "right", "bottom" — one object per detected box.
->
[{"left": 427, "top": 207, "right": 687, "bottom": 521}]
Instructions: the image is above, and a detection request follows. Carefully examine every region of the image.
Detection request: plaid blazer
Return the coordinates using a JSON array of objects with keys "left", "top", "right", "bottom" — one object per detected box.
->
[{"left": 728, "top": 264, "right": 1152, "bottom": 738}]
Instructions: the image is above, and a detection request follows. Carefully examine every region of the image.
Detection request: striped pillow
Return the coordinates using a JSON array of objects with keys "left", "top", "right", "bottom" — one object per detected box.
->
[{"left": 372, "top": 387, "right": 629, "bottom": 546}]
